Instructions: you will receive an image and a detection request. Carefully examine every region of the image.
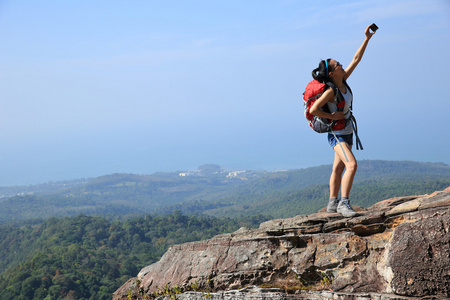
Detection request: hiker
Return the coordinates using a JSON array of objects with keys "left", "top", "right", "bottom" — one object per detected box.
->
[{"left": 309, "top": 25, "right": 376, "bottom": 217}]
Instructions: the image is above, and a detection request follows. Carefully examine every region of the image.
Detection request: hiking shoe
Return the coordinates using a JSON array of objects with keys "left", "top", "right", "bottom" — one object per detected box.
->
[
  {"left": 327, "top": 198, "right": 339, "bottom": 213},
  {"left": 337, "top": 199, "right": 358, "bottom": 217}
]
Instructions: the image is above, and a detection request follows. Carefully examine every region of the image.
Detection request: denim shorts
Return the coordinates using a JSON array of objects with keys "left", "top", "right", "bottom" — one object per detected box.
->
[{"left": 328, "top": 133, "right": 353, "bottom": 148}]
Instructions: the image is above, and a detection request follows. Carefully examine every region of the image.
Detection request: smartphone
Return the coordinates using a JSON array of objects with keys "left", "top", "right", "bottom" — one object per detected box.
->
[{"left": 369, "top": 23, "right": 379, "bottom": 32}]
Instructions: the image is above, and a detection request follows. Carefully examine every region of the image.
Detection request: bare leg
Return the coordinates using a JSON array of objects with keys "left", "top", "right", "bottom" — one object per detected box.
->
[
  {"left": 329, "top": 151, "right": 346, "bottom": 198},
  {"left": 330, "top": 143, "right": 358, "bottom": 197},
  {"left": 330, "top": 142, "right": 358, "bottom": 217}
]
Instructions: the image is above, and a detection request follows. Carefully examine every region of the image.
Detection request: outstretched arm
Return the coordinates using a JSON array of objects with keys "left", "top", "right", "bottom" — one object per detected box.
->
[{"left": 344, "top": 25, "right": 376, "bottom": 80}]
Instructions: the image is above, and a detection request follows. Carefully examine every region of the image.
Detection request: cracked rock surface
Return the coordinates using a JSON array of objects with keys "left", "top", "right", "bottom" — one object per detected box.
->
[{"left": 113, "top": 187, "right": 450, "bottom": 300}]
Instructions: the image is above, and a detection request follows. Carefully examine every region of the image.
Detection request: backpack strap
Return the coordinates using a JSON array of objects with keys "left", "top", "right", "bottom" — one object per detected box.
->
[
  {"left": 328, "top": 80, "right": 364, "bottom": 150},
  {"left": 351, "top": 115, "right": 363, "bottom": 150},
  {"left": 324, "top": 81, "right": 344, "bottom": 129},
  {"left": 344, "top": 80, "right": 353, "bottom": 111},
  {"left": 325, "top": 81, "right": 346, "bottom": 113},
  {"left": 344, "top": 80, "right": 352, "bottom": 95},
  {"left": 342, "top": 81, "right": 363, "bottom": 149},
  {"left": 324, "top": 81, "right": 340, "bottom": 103}
]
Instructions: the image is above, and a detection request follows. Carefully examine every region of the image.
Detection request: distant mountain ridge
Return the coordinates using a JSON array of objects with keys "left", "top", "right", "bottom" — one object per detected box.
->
[
  {"left": 154, "top": 160, "right": 450, "bottom": 218},
  {"left": 1, "top": 160, "right": 450, "bottom": 224}
]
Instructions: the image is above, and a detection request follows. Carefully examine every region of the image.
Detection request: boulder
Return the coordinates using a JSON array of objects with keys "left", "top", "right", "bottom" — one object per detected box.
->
[{"left": 113, "top": 187, "right": 450, "bottom": 299}]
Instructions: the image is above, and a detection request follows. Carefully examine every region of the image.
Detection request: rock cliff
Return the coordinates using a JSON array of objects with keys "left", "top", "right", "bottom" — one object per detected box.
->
[{"left": 113, "top": 187, "right": 450, "bottom": 299}]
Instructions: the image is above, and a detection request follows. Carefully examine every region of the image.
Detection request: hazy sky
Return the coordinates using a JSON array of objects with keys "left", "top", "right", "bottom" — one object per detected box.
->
[{"left": 0, "top": 0, "right": 449, "bottom": 185}]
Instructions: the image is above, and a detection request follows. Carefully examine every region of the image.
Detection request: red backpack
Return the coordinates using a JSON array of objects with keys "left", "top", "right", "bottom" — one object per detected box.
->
[
  {"left": 303, "top": 80, "right": 348, "bottom": 133},
  {"left": 303, "top": 80, "right": 363, "bottom": 151}
]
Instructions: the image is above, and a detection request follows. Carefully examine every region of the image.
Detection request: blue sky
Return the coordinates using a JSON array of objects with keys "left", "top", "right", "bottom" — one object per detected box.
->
[{"left": 0, "top": 0, "right": 449, "bottom": 185}]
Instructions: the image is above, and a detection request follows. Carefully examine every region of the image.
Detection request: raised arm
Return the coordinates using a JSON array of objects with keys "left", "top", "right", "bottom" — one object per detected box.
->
[{"left": 344, "top": 25, "right": 376, "bottom": 80}]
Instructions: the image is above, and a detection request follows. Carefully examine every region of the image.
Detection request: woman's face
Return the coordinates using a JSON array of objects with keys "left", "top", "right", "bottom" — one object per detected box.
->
[{"left": 329, "top": 59, "right": 344, "bottom": 77}]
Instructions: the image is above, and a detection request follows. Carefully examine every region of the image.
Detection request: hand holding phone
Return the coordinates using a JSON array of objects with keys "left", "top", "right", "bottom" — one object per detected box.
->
[{"left": 369, "top": 23, "right": 379, "bottom": 33}]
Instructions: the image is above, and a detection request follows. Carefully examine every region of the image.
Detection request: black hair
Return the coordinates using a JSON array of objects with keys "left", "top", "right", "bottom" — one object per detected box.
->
[{"left": 311, "top": 58, "right": 332, "bottom": 83}]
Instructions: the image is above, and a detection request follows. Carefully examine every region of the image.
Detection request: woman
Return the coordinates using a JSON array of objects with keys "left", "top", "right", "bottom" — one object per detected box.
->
[{"left": 309, "top": 25, "right": 375, "bottom": 217}]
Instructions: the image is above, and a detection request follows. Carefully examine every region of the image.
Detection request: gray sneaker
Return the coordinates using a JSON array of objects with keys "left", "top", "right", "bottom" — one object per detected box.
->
[
  {"left": 327, "top": 198, "right": 339, "bottom": 213},
  {"left": 337, "top": 199, "right": 358, "bottom": 217}
]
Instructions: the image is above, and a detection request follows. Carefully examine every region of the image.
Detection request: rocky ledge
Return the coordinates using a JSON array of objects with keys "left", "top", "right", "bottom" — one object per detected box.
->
[{"left": 113, "top": 187, "right": 450, "bottom": 299}]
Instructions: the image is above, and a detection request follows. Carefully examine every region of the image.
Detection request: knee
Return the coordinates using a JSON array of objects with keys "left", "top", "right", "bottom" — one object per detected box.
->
[
  {"left": 346, "top": 160, "right": 358, "bottom": 173},
  {"left": 333, "top": 163, "right": 346, "bottom": 174}
]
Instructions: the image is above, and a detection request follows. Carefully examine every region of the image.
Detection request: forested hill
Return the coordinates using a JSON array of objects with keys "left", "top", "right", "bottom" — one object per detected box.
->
[
  {"left": 0, "top": 212, "right": 267, "bottom": 300},
  {"left": 0, "top": 161, "right": 450, "bottom": 299},
  {"left": 1, "top": 160, "right": 450, "bottom": 223}
]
